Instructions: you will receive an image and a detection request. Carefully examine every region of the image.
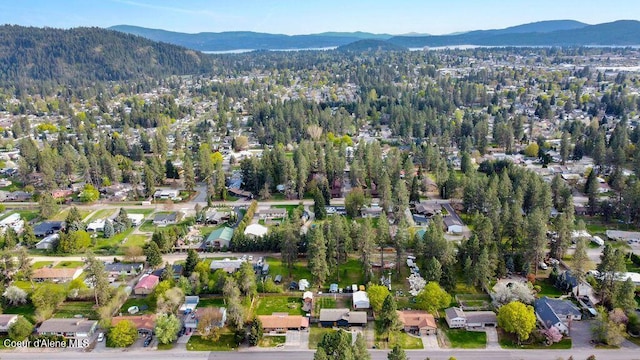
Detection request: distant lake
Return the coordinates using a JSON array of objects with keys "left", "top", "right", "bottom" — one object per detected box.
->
[{"left": 204, "top": 46, "right": 337, "bottom": 54}]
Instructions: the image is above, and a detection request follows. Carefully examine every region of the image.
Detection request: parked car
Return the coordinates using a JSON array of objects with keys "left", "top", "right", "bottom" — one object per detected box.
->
[
  {"left": 97, "top": 333, "right": 104, "bottom": 342},
  {"left": 143, "top": 336, "right": 152, "bottom": 347}
]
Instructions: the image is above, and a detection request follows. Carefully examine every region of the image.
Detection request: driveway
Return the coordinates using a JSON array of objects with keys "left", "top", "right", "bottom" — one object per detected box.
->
[
  {"left": 569, "top": 319, "right": 594, "bottom": 348},
  {"left": 284, "top": 330, "right": 308, "bottom": 349},
  {"left": 485, "top": 327, "right": 499, "bottom": 349},
  {"left": 421, "top": 334, "right": 439, "bottom": 349}
]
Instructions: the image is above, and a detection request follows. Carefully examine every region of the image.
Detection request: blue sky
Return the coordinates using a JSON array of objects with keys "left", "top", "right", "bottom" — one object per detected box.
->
[{"left": 1, "top": 0, "right": 638, "bottom": 35}]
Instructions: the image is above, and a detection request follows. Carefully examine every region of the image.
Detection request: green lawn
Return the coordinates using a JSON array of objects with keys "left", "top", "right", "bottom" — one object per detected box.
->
[
  {"left": 259, "top": 336, "right": 286, "bottom": 347},
  {"left": 266, "top": 257, "right": 312, "bottom": 283},
  {"left": 327, "top": 259, "right": 365, "bottom": 288},
  {"left": 124, "top": 208, "right": 155, "bottom": 215},
  {"left": 122, "top": 234, "right": 149, "bottom": 248},
  {"left": 120, "top": 297, "right": 156, "bottom": 315},
  {"left": 54, "top": 260, "right": 85, "bottom": 268},
  {"left": 93, "top": 227, "right": 135, "bottom": 254},
  {"left": 381, "top": 331, "right": 423, "bottom": 349},
  {"left": 438, "top": 319, "right": 486, "bottom": 349},
  {"left": 499, "top": 331, "right": 572, "bottom": 349},
  {"left": 186, "top": 333, "right": 236, "bottom": 351},
  {"left": 32, "top": 261, "right": 54, "bottom": 269},
  {"left": 86, "top": 209, "right": 116, "bottom": 222},
  {"left": 51, "top": 208, "right": 91, "bottom": 221},
  {"left": 54, "top": 301, "right": 98, "bottom": 320},
  {"left": 198, "top": 297, "right": 226, "bottom": 308},
  {"left": 15, "top": 210, "right": 40, "bottom": 222},
  {"left": 256, "top": 296, "right": 304, "bottom": 315},
  {"left": 139, "top": 221, "right": 157, "bottom": 232},
  {"left": 308, "top": 326, "right": 337, "bottom": 349},
  {"left": 536, "top": 278, "right": 564, "bottom": 298},
  {"left": 3, "top": 303, "right": 36, "bottom": 323}
]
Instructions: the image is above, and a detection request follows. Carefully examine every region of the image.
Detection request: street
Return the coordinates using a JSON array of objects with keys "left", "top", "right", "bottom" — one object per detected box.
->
[{"left": 2, "top": 348, "right": 640, "bottom": 360}]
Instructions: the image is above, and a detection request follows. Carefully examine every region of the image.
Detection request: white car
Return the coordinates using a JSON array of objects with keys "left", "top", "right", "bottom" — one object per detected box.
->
[{"left": 97, "top": 333, "right": 104, "bottom": 342}]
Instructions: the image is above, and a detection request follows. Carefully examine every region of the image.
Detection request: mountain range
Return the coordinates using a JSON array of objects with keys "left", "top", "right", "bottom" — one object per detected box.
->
[{"left": 109, "top": 20, "right": 640, "bottom": 51}]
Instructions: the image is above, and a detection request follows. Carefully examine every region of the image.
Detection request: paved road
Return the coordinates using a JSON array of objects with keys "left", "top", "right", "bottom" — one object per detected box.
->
[
  {"left": 28, "top": 252, "right": 282, "bottom": 265},
  {"left": 3, "top": 349, "right": 640, "bottom": 360}
]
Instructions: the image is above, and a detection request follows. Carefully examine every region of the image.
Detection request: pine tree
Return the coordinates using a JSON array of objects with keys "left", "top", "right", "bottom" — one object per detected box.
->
[
  {"left": 313, "top": 186, "right": 327, "bottom": 220},
  {"left": 184, "top": 249, "right": 199, "bottom": 277},
  {"left": 21, "top": 222, "right": 37, "bottom": 248},
  {"left": 380, "top": 294, "right": 400, "bottom": 337},
  {"left": 387, "top": 345, "right": 408, "bottom": 360},
  {"left": 183, "top": 156, "right": 195, "bottom": 193},
  {"left": 308, "top": 228, "right": 329, "bottom": 288},
  {"left": 144, "top": 241, "right": 162, "bottom": 268},
  {"left": 103, "top": 220, "right": 114, "bottom": 238}
]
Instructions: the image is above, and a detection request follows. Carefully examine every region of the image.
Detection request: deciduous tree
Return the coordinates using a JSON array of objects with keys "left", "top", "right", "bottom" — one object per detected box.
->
[
  {"left": 108, "top": 320, "right": 138, "bottom": 347},
  {"left": 497, "top": 301, "right": 536, "bottom": 344}
]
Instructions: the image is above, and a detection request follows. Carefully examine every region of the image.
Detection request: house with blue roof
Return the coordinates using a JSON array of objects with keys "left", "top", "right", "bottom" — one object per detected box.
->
[{"left": 534, "top": 296, "right": 580, "bottom": 334}]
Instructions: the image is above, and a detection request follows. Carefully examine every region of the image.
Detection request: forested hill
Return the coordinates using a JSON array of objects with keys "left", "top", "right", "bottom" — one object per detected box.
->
[
  {"left": 0, "top": 25, "right": 214, "bottom": 85},
  {"left": 337, "top": 39, "right": 408, "bottom": 52}
]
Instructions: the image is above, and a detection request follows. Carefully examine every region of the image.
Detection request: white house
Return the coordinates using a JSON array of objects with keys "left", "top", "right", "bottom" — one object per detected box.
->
[
  {"left": 444, "top": 307, "right": 466, "bottom": 328},
  {"left": 352, "top": 291, "right": 370, "bottom": 309},
  {"left": 86, "top": 219, "right": 106, "bottom": 232},
  {"left": 0, "top": 314, "right": 18, "bottom": 333},
  {"left": 127, "top": 213, "right": 145, "bottom": 226}
]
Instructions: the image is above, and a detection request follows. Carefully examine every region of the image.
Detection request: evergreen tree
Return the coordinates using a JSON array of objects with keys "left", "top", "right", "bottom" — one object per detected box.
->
[
  {"left": 184, "top": 249, "right": 199, "bottom": 277},
  {"left": 387, "top": 345, "right": 408, "bottom": 360},
  {"left": 308, "top": 228, "right": 329, "bottom": 288},
  {"left": 313, "top": 186, "right": 327, "bottom": 220},
  {"left": 380, "top": 294, "right": 400, "bottom": 337},
  {"left": 144, "top": 241, "right": 162, "bottom": 268},
  {"left": 103, "top": 220, "right": 114, "bottom": 238},
  {"left": 21, "top": 222, "right": 36, "bottom": 248}
]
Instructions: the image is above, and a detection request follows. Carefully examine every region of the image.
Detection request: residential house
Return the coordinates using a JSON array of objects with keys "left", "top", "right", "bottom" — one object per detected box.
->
[
  {"left": 534, "top": 297, "right": 570, "bottom": 334},
  {"left": 444, "top": 307, "right": 466, "bottom": 328},
  {"left": 244, "top": 223, "right": 268, "bottom": 238},
  {"left": 319, "top": 308, "right": 367, "bottom": 328},
  {"left": 258, "top": 313, "right": 309, "bottom": 333},
  {"left": 86, "top": 219, "right": 106, "bottom": 232},
  {"left": 361, "top": 206, "right": 382, "bottom": 218},
  {"left": 37, "top": 318, "right": 98, "bottom": 338},
  {"left": 413, "top": 203, "right": 442, "bottom": 217},
  {"left": 33, "top": 267, "right": 83, "bottom": 283},
  {"left": 33, "top": 221, "right": 65, "bottom": 237},
  {"left": 111, "top": 315, "right": 156, "bottom": 335},
  {"left": 535, "top": 296, "right": 581, "bottom": 332},
  {"left": 397, "top": 310, "right": 437, "bottom": 335},
  {"left": 209, "top": 259, "right": 245, "bottom": 273},
  {"left": 0, "top": 314, "right": 18, "bottom": 333},
  {"left": 153, "top": 189, "right": 180, "bottom": 200},
  {"left": 134, "top": 274, "right": 159, "bottom": 295},
  {"left": 257, "top": 208, "right": 287, "bottom": 221},
  {"left": 35, "top": 233, "right": 59, "bottom": 250},
  {"left": 412, "top": 214, "right": 429, "bottom": 226},
  {"left": 352, "top": 291, "right": 370, "bottom": 309},
  {"left": 203, "top": 226, "right": 233, "bottom": 249},
  {"left": 204, "top": 209, "right": 232, "bottom": 224},
  {"left": 153, "top": 212, "right": 178, "bottom": 226},
  {"left": 51, "top": 189, "right": 73, "bottom": 199},
  {"left": 444, "top": 307, "right": 497, "bottom": 329},
  {"left": 443, "top": 217, "right": 463, "bottom": 234},
  {"left": 6, "top": 191, "right": 31, "bottom": 202},
  {"left": 127, "top": 213, "right": 145, "bottom": 226},
  {"left": 104, "top": 262, "right": 144, "bottom": 278}
]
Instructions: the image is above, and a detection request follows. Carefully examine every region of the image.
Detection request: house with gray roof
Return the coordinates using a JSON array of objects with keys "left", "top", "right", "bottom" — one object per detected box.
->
[
  {"left": 37, "top": 318, "right": 98, "bottom": 338},
  {"left": 535, "top": 296, "right": 581, "bottom": 335}
]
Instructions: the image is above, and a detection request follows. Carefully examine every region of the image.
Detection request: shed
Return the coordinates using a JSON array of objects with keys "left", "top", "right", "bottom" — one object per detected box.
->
[{"left": 352, "top": 291, "right": 370, "bottom": 309}]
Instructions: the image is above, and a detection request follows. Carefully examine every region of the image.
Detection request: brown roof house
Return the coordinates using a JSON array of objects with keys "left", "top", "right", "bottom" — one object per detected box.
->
[
  {"left": 397, "top": 310, "right": 437, "bottom": 335},
  {"left": 258, "top": 313, "right": 309, "bottom": 333},
  {"left": 112, "top": 314, "right": 156, "bottom": 334},
  {"left": 33, "top": 267, "right": 83, "bottom": 283},
  {"left": 37, "top": 318, "right": 98, "bottom": 338}
]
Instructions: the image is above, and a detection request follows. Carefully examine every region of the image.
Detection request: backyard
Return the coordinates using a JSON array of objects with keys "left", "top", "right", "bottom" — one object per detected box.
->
[
  {"left": 53, "top": 301, "right": 98, "bottom": 320},
  {"left": 120, "top": 297, "right": 156, "bottom": 315},
  {"left": 265, "top": 257, "right": 312, "bottom": 283},
  {"left": 256, "top": 296, "right": 304, "bottom": 315}
]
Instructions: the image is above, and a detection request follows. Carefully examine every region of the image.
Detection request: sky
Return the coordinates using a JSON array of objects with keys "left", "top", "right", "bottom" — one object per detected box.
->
[{"left": 1, "top": 0, "right": 639, "bottom": 35}]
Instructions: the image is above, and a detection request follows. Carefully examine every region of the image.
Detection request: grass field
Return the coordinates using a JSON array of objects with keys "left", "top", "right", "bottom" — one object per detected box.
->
[
  {"left": 32, "top": 261, "right": 54, "bottom": 269},
  {"left": 122, "top": 234, "right": 149, "bottom": 248},
  {"left": 15, "top": 210, "right": 40, "bottom": 222},
  {"left": 265, "top": 257, "right": 312, "bottom": 283},
  {"left": 256, "top": 296, "right": 303, "bottom": 315},
  {"left": 186, "top": 333, "right": 236, "bottom": 351},
  {"left": 51, "top": 208, "right": 91, "bottom": 221},
  {"left": 124, "top": 208, "right": 155, "bottom": 216},
  {"left": 54, "top": 260, "right": 85, "bottom": 268},
  {"left": 86, "top": 209, "right": 116, "bottom": 222},
  {"left": 327, "top": 259, "right": 365, "bottom": 288},
  {"left": 438, "top": 319, "right": 486, "bottom": 349},
  {"left": 54, "top": 301, "right": 98, "bottom": 320},
  {"left": 259, "top": 336, "right": 285, "bottom": 347},
  {"left": 3, "top": 303, "right": 36, "bottom": 322},
  {"left": 120, "top": 297, "right": 156, "bottom": 315},
  {"left": 499, "top": 330, "right": 572, "bottom": 349},
  {"left": 308, "top": 326, "right": 336, "bottom": 349},
  {"left": 536, "top": 277, "right": 564, "bottom": 298},
  {"left": 93, "top": 228, "right": 135, "bottom": 254},
  {"left": 198, "top": 297, "right": 226, "bottom": 308},
  {"left": 386, "top": 331, "right": 424, "bottom": 349},
  {"left": 139, "top": 221, "right": 157, "bottom": 232}
]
